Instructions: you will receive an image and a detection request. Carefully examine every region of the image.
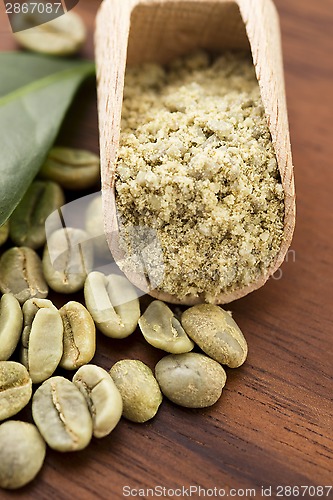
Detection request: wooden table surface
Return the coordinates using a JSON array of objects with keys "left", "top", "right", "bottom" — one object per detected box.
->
[{"left": 0, "top": 0, "right": 332, "bottom": 498}]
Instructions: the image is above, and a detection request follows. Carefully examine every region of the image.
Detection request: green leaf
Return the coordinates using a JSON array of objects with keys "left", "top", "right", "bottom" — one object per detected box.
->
[{"left": 0, "top": 52, "right": 95, "bottom": 225}]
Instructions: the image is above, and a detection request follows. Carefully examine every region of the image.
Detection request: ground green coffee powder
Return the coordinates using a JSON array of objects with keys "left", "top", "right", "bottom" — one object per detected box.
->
[{"left": 115, "top": 51, "right": 284, "bottom": 302}]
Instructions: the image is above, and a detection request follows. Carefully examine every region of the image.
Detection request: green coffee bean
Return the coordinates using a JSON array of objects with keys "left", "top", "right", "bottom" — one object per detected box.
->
[
  {"left": 110, "top": 360, "right": 162, "bottom": 423},
  {"left": 59, "top": 302, "right": 96, "bottom": 370},
  {"left": 0, "top": 294, "right": 23, "bottom": 361},
  {"left": 20, "top": 299, "right": 63, "bottom": 384},
  {"left": 0, "top": 247, "right": 48, "bottom": 304},
  {"left": 32, "top": 376, "right": 93, "bottom": 452},
  {"left": 139, "top": 301, "right": 194, "bottom": 354},
  {"left": 85, "top": 195, "right": 112, "bottom": 260},
  {"left": 73, "top": 364, "right": 123, "bottom": 438},
  {"left": 9, "top": 180, "right": 65, "bottom": 249},
  {"left": 0, "top": 362, "right": 32, "bottom": 421},
  {"left": 155, "top": 353, "right": 227, "bottom": 408},
  {"left": 181, "top": 304, "right": 248, "bottom": 368},
  {"left": 0, "top": 421, "right": 46, "bottom": 490},
  {"left": 43, "top": 227, "right": 93, "bottom": 293},
  {"left": 0, "top": 221, "right": 9, "bottom": 247},
  {"left": 40, "top": 147, "right": 100, "bottom": 190},
  {"left": 13, "top": 11, "right": 87, "bottom": 56},
  {"left": 84, "top": 272, "right": 140, "bottom": 338}
]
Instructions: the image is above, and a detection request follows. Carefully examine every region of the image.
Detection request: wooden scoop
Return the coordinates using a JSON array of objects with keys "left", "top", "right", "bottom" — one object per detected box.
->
[{"left": 95, "top": 0, "right": 296, "bottom": 305}]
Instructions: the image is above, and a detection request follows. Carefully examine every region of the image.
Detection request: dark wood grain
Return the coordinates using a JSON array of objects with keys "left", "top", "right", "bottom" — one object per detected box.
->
[{"left": 0, "top": 0, "right": 332, "bottom": 498}]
